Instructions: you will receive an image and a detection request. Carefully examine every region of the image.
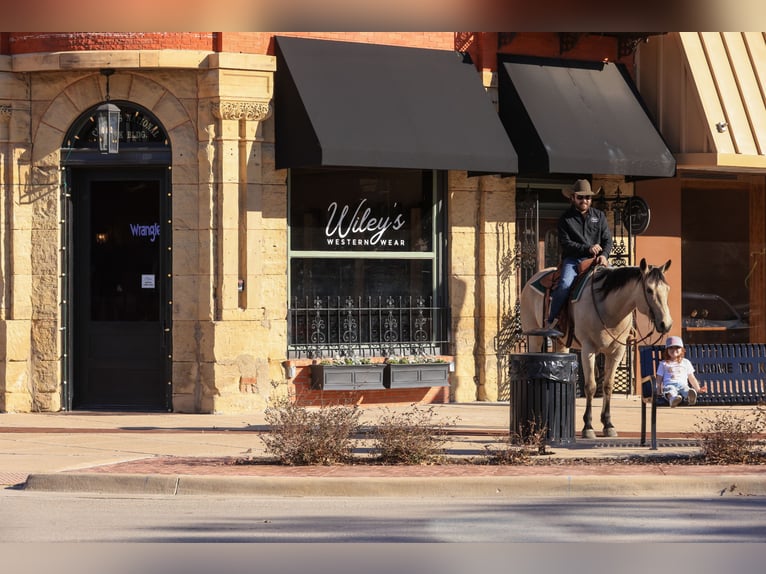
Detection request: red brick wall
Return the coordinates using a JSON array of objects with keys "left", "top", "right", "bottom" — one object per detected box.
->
[
  {"left": 466, "top": 32, "right": 637, "bottom": 75},
  {"left": 220, "top": 32, "right": 455, "bottom": 55},
  {"left": 5, "top": 33, "right": 215, "bottom": 54},
  {"left": 286, "top": 362, "right": 450, "bottom": 407},
  {"left": 3, "top": 32, "right": 454, "bottom": 56}
]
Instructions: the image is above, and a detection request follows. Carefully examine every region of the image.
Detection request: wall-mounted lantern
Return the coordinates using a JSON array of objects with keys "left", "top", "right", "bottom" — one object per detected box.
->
[{"left": 97, "top": 68, "right": 120, "bottom": 154}]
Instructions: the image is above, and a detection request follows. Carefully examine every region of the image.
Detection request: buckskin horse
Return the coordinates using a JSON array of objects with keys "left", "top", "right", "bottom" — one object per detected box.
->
[{"left": 520, "top": 259, "right": 673, "bottom": 438}]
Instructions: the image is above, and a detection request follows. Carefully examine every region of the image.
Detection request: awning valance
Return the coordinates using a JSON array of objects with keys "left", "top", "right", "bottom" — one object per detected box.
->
[
  {"left": 498, "top": 56, "right": 675, "bottom": 178},
  {"left": 274, "top": 36, "right": 517, "bottom": 174}
]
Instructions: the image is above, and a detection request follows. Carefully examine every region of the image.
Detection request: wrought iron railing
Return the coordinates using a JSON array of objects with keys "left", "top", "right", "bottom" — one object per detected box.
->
[{"left": 288, "top": 295, "right": 449, "bottom": 359}]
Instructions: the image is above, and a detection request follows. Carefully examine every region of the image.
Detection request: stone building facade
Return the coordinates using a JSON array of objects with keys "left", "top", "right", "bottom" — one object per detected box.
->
[
  {"left": 1, "top": 32, "right": 687, "bottom": 414},
  {"left": 0, "top": 33, "right": 521, "bottom": 413}
]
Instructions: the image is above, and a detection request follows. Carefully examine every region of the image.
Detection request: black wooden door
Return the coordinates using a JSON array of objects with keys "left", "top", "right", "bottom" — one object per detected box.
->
[{"left": 72, "top": 170, "right": 168, "bottom": 410}]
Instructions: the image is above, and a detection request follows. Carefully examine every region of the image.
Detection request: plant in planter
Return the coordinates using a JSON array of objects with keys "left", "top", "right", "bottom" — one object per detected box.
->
[
  {"left": 311, "top": 355, "right": 386, "bottom": 391},
  {"left": 383, "top": 355, "right": 451, "bottom": 389}
]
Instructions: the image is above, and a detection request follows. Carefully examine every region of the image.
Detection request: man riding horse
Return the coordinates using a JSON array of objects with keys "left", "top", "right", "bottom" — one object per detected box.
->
[{"left": 545, "top": 179, "right": 613, "bottom": 333}]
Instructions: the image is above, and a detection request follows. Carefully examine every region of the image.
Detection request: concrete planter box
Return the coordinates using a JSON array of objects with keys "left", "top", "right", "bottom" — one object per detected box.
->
[
  {"left": 384, "top": 363, "right": 450, "bottom": 389},
  {"left": 310, "top": 364, "right": 386, "bottom": 391}
]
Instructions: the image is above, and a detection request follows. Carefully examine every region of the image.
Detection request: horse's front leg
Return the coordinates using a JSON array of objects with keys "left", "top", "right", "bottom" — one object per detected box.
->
[
  {"left": 580, "top": 351, "right": 597, "bottom": 439},
  {"left": 600, "top": 351, "right": 624, "bottom": 438}
]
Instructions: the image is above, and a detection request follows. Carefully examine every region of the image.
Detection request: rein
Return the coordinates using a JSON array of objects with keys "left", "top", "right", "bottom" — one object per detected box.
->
[{"left": 589, "top": 265, "right": 664, "bottom": 347}]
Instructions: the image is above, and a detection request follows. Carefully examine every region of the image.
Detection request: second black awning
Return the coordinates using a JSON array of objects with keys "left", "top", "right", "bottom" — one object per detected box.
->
[
  {"left": 274, "top": 36, "right": 517, "bottom": 174},
  {"left": 498, "top": 56, "right": 675, "bottom": 178}
]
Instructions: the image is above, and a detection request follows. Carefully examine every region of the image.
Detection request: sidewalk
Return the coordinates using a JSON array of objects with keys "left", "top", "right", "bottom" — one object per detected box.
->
[{"left": 3, "top": 396, "right": 766, "bottom": 497}]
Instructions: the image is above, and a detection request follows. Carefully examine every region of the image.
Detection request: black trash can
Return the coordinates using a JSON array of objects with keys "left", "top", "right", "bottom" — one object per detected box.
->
[{"left": 509, "top": 352, "right": 577, "bottom": 446}]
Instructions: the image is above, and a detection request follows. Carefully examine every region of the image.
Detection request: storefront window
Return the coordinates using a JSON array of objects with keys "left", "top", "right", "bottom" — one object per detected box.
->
[
  {"left": 288, "top": 168, "right": 446, "bottom": 357},
  {"left": 682, "top": 187, "right": 754, "bottom": 344}
]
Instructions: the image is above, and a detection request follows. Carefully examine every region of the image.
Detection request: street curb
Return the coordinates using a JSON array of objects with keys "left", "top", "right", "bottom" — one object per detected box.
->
[{"left": 21, "top": 473, "right": 766, "bottom": 498}]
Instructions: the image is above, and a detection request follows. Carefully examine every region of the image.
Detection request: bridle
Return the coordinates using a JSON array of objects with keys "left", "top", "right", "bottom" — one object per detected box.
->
[{"left": 590, "top": 265, "right": 666, "bottom": 347}]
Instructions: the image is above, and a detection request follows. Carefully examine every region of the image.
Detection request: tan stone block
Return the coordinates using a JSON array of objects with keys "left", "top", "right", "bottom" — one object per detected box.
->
[
  {"left": 218, "top": 184, "right": 240, "bottom": 228},
  {"left": 448, "top": 171, "right": 480, "bottom": 192},
  {"left": 449, "top": 190, "right": 478, "bottom": 228},
  {"left": 0, "top": 70, "right": 29, "bottom": 99},
  {"left": 245, "top": 145, "right": 264, "bottom": 182},
  {"left": 218, "top": 120, "right": 241, "bottom": 143},
  {"left": 172, "top": 229, "right": 201, "bottom": 275},
  {"left": 452, "top": 326, "right": 479, "bottom": 357},
  {"left": 10, "top": 228, "right": 32, "bottom": 273},
  {"left": 211, "top": 321, "right": 257, "bottom": 359},
  {"left": 169, "top": 124, "right": 199, "bottom": 169},
  {"left": 171, "top": 161, "right": 199, "bottom": 187},
  {"left": 260, "top": 184, "right": 287, "bottom": 228},
  {"left": 451, "top": 374, "right": 478, "bottom": 402},
  {"left": 11, "top": 274, "right": 32, "bottom": 319},
  {"left": 35, "top": 390, "right": 60, "bottom": 412},
  {"left": 211, "top": 52, "right": 276, "bottom": 74},
  {"left": 172, "top": 360, "right": 201, "bottom": 394},
  {"left": 8, "top": 118, "right": 31, "bottom": 150},
  {"left": 246, "top": 274, "right": 287, "bottom": 319},
  {"left": 450, "top": 236, "right": 478, "bottom": 275},
  {"left": 31, "top": 359, "right": 59, "bottom": 393},
  {"left": 171, "top": 275, "right": 201, "bottom": 321},
  {"left": 172, "top": 183, "right": 207, "bottom": 229},
  {"left": 482, "top": 191, "right": 516, "bottom": 223},
  {"left": 171, "top": 393, "right": 196, "bottom": 413},
  {"left": 156, "top": 51, "right": 211, "bottom": 70},
  {"left": 9, "top": 52, "right": 61, "bottom": 72},
  {"left": 479, "top": 175, "right": 515, "bottom": 193},
  {"left": 30, "top": 228, "right": 59, "bottom": 276},
  {"left": 450, "top": 274, "right": 476, "bottom": 314},
  {"left": 3, "top": 359, "right": 29, "bottom": 392},
  {"left": 261, "top": 115, "right": 275, "bottom": 142},
  {"left": 31, "top": 275, "right": 58, "bottom": 320},
  {"left": 173, "top": 320, "right": 215, "bottom": 362},
  {"left": 248, "top": 229, "right": 287, "bottom": 275},
  {"left": 219, "top": 69, "right": 273, "bottom": 98},
  {"left": 261, "top": 143, "right": 287, "bottom": 186},
  {"left": 1, "top": 390, "right": 32, "bottom": 412},
  {"left": 59, "top": 51, "right": 142, "bottom": 70},
  {"left": 31, "top": 318, "right": 58, "bottom": 359},
  {"left": 149, "top": 70, "right": 198, "bottom": 101},
  {"left": 31, "top": 72, "right": 87, "bottom": 103},
  {"left": 126, "top": 76, "right": 165, "bottom": 110},
  {"left": 44, "top": 91, "right": 89, "bottom": 135},
  {"left": 30, "top": 122, "right": 65, "bottom": 163},
  {"left": 2, "top": 320, "right": 31, "bottom": 360},
  {"left": 31, "top": 194, "right": 59, "bottom": 232}
]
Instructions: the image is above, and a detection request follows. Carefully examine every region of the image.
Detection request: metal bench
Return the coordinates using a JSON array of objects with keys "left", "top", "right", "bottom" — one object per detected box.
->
[{"left": 638, "top": 343, "right": 766, "bottom": 449}]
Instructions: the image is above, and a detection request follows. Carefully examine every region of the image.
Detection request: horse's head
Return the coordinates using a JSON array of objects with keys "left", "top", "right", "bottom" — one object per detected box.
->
[{"left": 639, "top": 258, "right": 673, "bottom": 334}]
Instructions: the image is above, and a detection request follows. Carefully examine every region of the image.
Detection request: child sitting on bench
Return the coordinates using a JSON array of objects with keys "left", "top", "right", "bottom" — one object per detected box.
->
[{"left": 656, "top": 336, "right": 707, "bottom": 407}]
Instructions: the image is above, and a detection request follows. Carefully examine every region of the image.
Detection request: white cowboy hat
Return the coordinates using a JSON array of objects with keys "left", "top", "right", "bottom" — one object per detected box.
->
[{"left": 561, "top": 179, "right": 602, "bottom": 199}]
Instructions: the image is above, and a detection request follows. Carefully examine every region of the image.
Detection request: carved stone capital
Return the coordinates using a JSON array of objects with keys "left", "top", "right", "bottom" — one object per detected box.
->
[
  {"left": 0, "top": 104, "right": 10, "bottom": 122},
  {"left": 212, "top": 100, "right": 272, "bottom": 121}
]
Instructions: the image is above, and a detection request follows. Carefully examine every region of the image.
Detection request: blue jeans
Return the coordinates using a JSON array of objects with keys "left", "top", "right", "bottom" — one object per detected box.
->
[{"left": 547, "top": 256, "right": 585, "bottom": 324}]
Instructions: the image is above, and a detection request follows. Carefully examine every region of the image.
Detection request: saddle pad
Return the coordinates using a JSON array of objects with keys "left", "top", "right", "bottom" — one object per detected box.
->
[{"left": 531, "top": 269, "right": 590, "bottom": 302}]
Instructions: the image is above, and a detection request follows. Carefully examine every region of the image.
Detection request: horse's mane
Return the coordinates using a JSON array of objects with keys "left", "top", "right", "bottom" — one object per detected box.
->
[{"left": 593, "top": 264, "right": 667, "bottom": 298}]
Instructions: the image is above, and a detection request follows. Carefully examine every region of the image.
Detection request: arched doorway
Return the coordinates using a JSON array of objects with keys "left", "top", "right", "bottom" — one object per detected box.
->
[{"left": 61, "top": 102, "right": 172, "bottom": 411}]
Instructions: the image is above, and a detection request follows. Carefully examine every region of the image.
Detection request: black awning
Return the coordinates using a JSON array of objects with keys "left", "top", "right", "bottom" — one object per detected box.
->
[
  {"left": 274, "top": 36, "right": 517, "bottom": 173},
  {"left": 498, "top": 57, "right": 675, "bottom": 178}
]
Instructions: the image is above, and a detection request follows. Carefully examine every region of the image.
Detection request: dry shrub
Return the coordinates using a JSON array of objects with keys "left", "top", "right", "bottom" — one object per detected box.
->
[
  {"left": 484, "top": 421, "right": 549, "bottom": 465},
  {"left": 260, "top": 394, "right": 361, "bottom": 465},
  {"left": 369, "top": 404, "right": 457, "bottom": 465},
  {"left": 693, "top": 404, "right": 766, "bottom": 464}
]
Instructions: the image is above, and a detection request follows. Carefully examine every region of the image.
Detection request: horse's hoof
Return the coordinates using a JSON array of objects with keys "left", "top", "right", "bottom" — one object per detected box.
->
[
  {"left": 603, "top": 428, "right": 618, "bottom": 438},
  {"left": 582, "top": 429, "right": 596, "bottom": 439}
]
